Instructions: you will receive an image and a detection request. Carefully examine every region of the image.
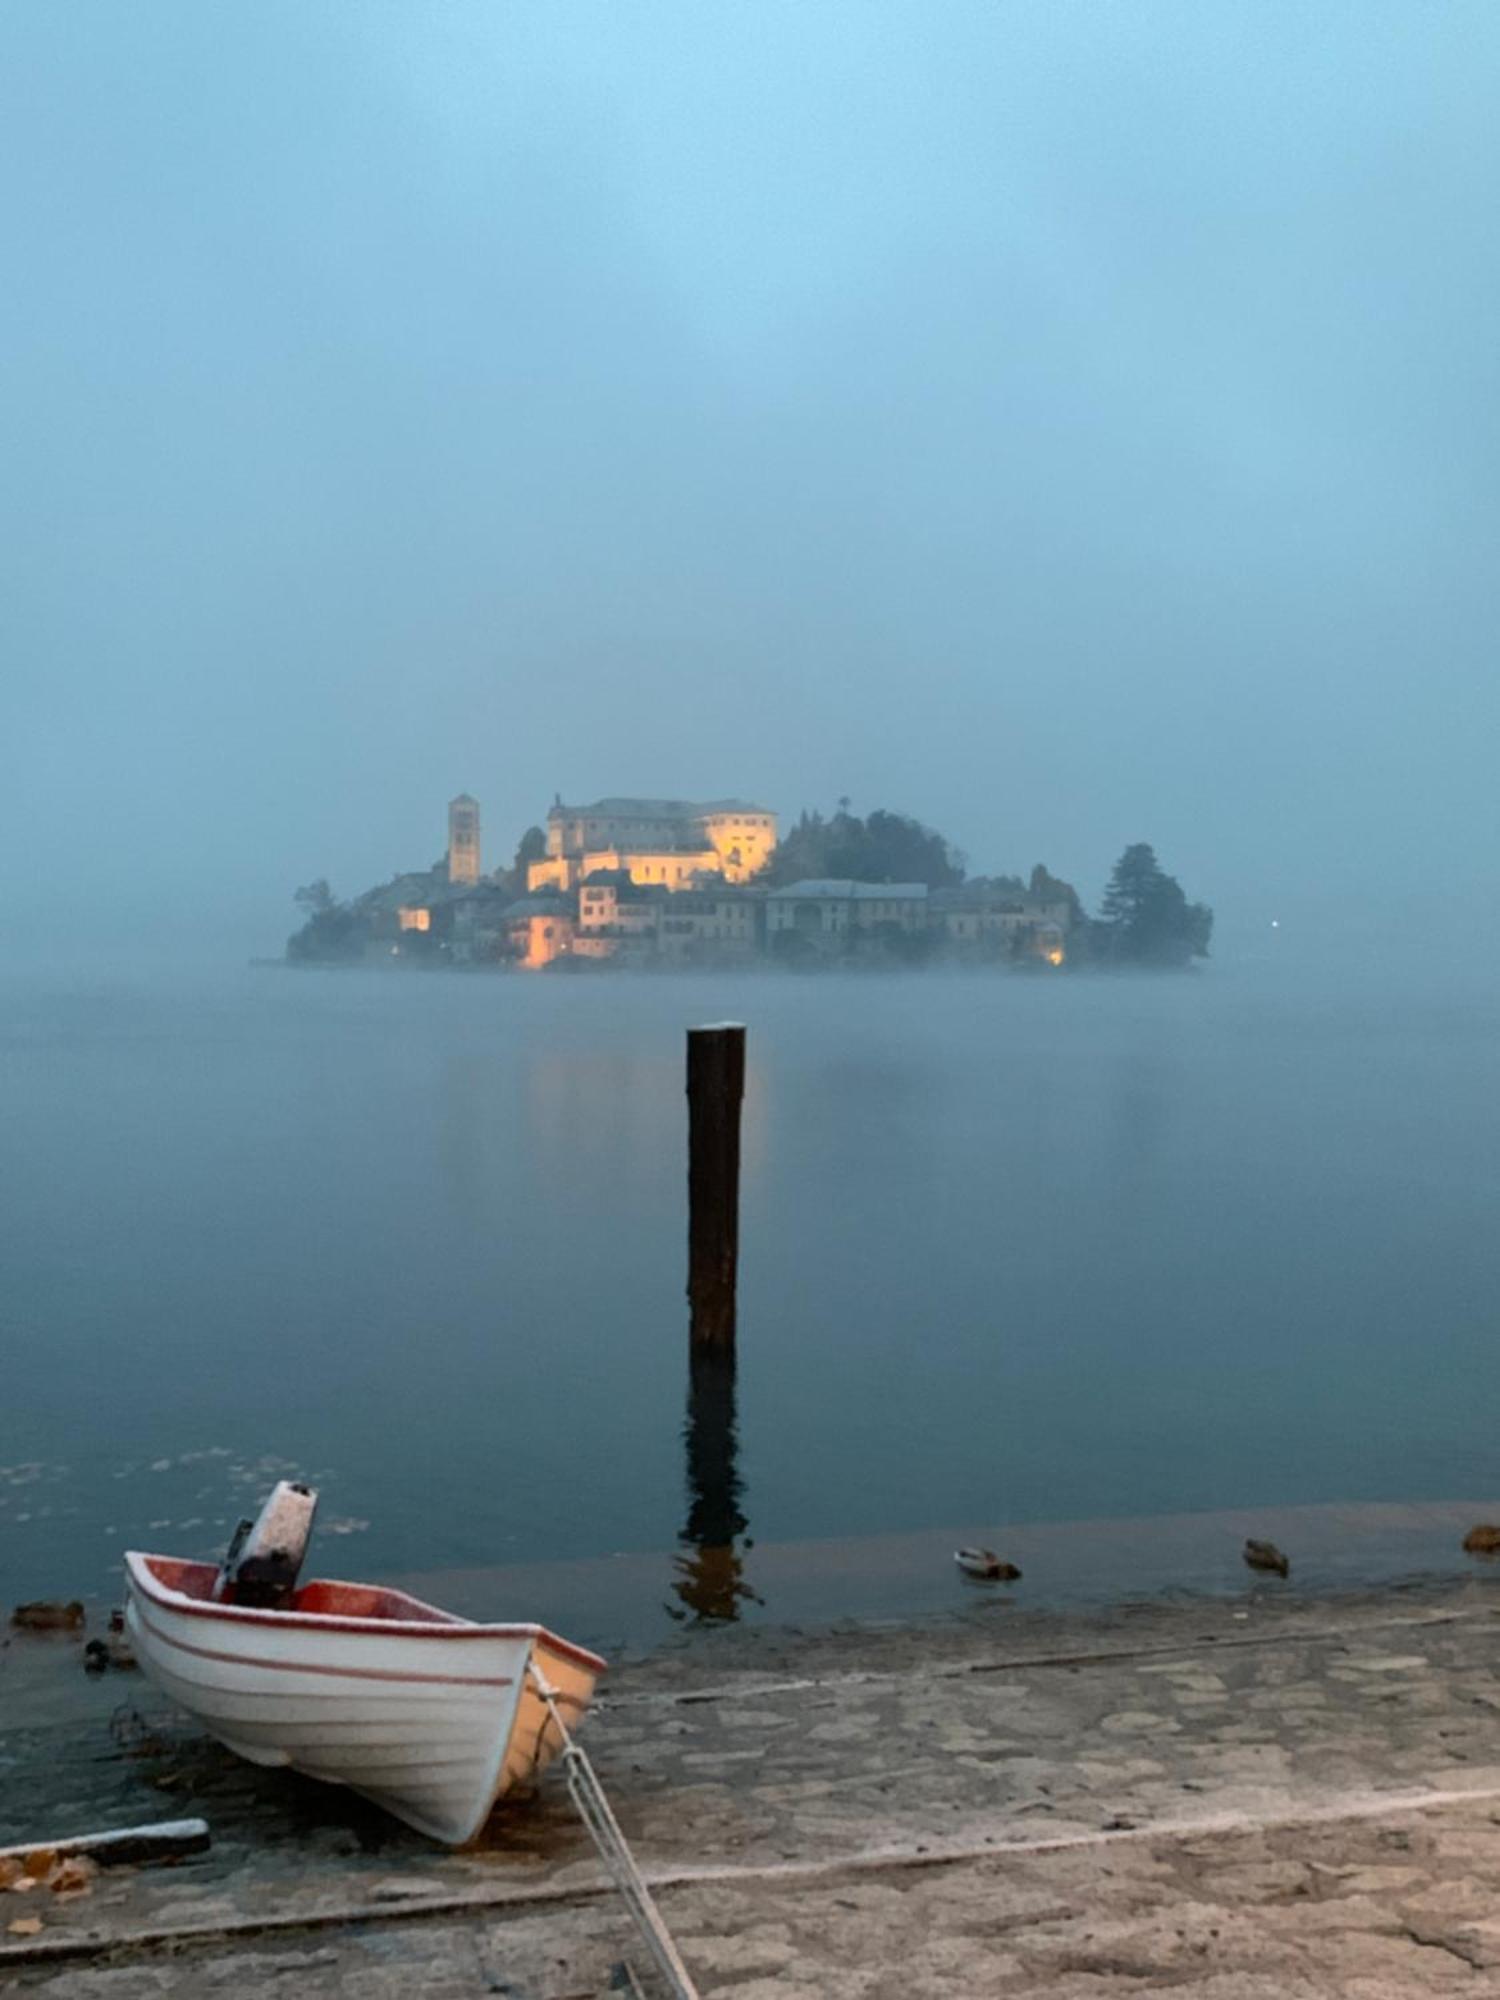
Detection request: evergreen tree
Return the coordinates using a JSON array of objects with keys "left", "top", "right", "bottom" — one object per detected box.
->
[
  {"left": 286, "top": 883, "right": 363, "bottom": 962},
  {"left": 1028, "top": 862, "right": 1086, "bottom": 927},
  {"left": 1097, "top": 844, "right": 1213, "bottom": 965},
  {"left": 761, "top": 804, "right": 964, "bottom": 888}
]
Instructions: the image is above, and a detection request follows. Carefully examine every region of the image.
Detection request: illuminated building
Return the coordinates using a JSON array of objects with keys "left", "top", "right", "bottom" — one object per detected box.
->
[
  {"left": 528, "top": 796, "right": 777, "bottom": 893},
  {"left": 502, "top": 896, "right": 574, "bottom": 969}
]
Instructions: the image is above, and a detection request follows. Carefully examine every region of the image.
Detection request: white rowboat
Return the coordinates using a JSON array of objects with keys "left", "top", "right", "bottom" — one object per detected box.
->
[{"left": 124, "top": 1551, "right": 606, "bottom": 1845}]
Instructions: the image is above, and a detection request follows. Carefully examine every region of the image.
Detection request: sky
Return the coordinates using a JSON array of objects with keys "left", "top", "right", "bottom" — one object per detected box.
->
[{"left": 4, "top": 1, "right": 1497, "bottom": 954}]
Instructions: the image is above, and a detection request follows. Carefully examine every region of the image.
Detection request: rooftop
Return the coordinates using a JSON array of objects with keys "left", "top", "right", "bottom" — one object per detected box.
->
[
  {"left": 768, "top": 879, "right": 930, "bottom": 900},
  {"left": 551, "top": 796, "right": 771, "bottom": 819}
]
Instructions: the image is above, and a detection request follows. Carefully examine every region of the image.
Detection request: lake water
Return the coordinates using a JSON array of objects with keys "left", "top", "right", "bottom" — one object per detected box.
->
[{"left": 3, "top": 951, "right": 1498, "bottom": 1647}]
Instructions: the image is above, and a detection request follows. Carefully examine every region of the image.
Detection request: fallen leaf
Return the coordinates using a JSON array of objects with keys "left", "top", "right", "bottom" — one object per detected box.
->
[
  {"left": 48, "top": 1858, "right": 96, "bottom": 1898},
  {"left": 6, "top": 1916, "right": 43, "bottom": 1937},
  {"left": 21, "top": 1850, "right": 56, "bottom": 1878},
  {"left": 0, "top": 1860, "right": 23, "bottom": 1891}
]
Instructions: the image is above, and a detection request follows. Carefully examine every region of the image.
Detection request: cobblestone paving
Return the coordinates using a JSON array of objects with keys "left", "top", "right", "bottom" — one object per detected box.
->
[{"left": 6, "top": 1576, "right": 1500, "bottom": 1994}]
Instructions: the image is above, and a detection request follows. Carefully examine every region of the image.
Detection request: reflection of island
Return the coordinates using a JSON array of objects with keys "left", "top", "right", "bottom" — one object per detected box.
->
[{"left": 669, "top": 1348, "right": 759, "bottom": 1624}]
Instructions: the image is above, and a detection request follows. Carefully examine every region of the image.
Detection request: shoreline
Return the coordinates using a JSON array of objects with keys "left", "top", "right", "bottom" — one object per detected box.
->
[
  {"left": 6, "top": 1570, "right": 1500, "bottom": 1992},
  {"left": 389, "top": 1492, "right": 1500, "bottom": 1657},
  {"left": 10, "top": 1491, "right": 1500, "bottom": 1688}
]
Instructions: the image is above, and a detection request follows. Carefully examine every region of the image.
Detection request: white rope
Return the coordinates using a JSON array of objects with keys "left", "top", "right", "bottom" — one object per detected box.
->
[{"left": 527, "top": 1661, "right": 702, "bottom": 2000}]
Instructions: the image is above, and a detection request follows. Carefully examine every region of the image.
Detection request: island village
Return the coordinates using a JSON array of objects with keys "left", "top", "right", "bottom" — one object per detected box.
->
[{"left": 287, "top": 793, "right": 1081, "bottom": 970}]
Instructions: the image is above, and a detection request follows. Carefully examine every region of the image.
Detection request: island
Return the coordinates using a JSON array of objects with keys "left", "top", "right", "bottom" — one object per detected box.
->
[{"left": 286, "top": 794, "right": 1212, "bottom": 972}]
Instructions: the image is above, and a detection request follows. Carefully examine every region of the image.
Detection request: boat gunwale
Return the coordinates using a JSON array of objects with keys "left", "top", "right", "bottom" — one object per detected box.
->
[{"left": 125, "top": 1552, "right": 608, "bottom": 1675}]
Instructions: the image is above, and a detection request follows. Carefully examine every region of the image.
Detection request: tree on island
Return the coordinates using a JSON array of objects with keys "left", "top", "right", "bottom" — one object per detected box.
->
[
  {"left": 762, "top": 804, "right": 965, "bottom": 888},
  {"left": 287, "top": 881, "right": 364, "bottom": 962},
  {"left": 1095, "top": 845, "right": 1213, "bottom": 966},
  {"left": 489, "top": 824, "right": 549, "bottom": 897},
  {"left": 1028, "top": 862, "right": 1087, "bottom": 928},
  {"left": 514, "top": 825, "right": 546, "bottom": 871}
]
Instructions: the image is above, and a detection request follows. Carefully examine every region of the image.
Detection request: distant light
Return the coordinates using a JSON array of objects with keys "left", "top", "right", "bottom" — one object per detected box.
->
[{"left": 1270, "top": 919, "right": 1280, "bottom": 929}]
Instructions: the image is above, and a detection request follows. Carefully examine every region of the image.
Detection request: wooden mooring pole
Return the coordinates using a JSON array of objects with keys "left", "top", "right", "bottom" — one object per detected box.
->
[{"left": 686, "top": 1022, "right": 745, "bottom": 1349}]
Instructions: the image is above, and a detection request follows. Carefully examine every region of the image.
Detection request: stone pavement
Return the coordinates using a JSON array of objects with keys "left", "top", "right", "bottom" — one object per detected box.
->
[{"left": 5, "top": 1576, "right": 1500, "bottom": 1994}]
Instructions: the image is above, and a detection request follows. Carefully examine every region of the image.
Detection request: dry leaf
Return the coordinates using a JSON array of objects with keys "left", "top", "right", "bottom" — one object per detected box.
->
[
  {"left": 21, "top": 1850, "right": 56, "bottom": 1878},
  {"left": 8, "top": 1877, "right": 39, "bottom": 1895},
  {"left": 6, "top": 1916, "right": 43, "bottom": 1937},
  {"left": 0, "top": 1859, "right": 24, "bottom": 1891},
  {"left": 47, "top": 1857, "right": 96, "bottom": 1898}
]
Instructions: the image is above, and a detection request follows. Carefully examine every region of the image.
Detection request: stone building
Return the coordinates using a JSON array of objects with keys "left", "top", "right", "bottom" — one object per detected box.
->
[
  {"left": 929, "top": 886, "right": 1072, "bottom": 964},
  {"left": 501, "top": 895, "right": 574, "bottom": 969},
  {"left": 447, "top": 794, "right": 481, "bottom": 886},
  {"left": 575, "top": 873, "right": 667, "bottom": 948},
  {"left": 765, "top": 880, "right": 929, "bottom": 954},
  {"left": 528, "top": 796, "right": 777, "bottom": 893},
  {"left": 656, "top": 889, "right": 763, "bottom": 962}
]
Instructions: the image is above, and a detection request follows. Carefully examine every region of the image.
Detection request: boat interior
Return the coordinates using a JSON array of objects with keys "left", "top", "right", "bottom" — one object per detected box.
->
[{"left": 141, "top": 1556, "right": 464, "bottom": 1624}]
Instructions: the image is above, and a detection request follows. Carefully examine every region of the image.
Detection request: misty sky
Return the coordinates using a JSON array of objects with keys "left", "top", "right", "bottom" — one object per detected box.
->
[{"left": 4, "top": 2, "right": 1497, "bottom": 953}]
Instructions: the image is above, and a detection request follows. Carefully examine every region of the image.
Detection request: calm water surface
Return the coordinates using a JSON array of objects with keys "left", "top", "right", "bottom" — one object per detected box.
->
[{"left": 2, "top": 953, "right": 1497, "bottom": 1640}]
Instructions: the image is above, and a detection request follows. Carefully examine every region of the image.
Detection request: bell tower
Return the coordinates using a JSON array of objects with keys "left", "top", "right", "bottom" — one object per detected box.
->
[{"left": 447, "top": 794, "right": 481, "bottom": 885}]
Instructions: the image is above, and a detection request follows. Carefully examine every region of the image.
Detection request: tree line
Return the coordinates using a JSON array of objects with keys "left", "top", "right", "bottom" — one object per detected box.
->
[{"left": 761, "top": 805, "right": 1210, "bottom": 966}]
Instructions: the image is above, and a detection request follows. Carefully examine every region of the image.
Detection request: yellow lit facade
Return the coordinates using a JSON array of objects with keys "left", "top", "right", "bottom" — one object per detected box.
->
[
  {"left": 531, "top": 796, "right": 777, "bottom": 894},
  {"left": 528, "top": 847, "right": 723, "bottom": 894},
  {"left": 397, "top": 906, "right": 431, "bottom": 932},
  {"left": 698, "top": 808, "right": 776, "bottom": 883},
  {"left": 507, "top": 910, "right": 572, "bottom": 969}
]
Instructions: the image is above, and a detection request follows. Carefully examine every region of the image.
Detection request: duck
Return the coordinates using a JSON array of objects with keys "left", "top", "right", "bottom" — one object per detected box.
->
[
  {"left": 1243, "top": 1538, "right": 1290, "bottom": 1579},
  {"left": 955, "top": 1548, "right": 1022, "bottom": 1582},
  {"left": 1463, "top": 1524, "right": 1500, "bottom": 1555},
  {"left": 10, "top": 1600, "right": 85, "bottom": 1632}
]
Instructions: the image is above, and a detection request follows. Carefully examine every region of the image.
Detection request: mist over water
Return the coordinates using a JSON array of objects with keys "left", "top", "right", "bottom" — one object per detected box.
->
[
  {"left": 6, "top": 4, "right": 1500, "bottom": 958},
  {"left": 4, "top": 947, "right": 1496, "bottom": 1637}
]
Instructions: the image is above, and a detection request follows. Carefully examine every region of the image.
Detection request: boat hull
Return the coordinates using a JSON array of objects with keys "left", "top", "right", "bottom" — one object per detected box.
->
[{"left": 124, "top": 1553, "right": 603, "bottom": 1845}]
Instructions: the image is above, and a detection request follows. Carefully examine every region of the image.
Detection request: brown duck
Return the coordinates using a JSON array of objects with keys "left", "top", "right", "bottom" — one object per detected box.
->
[
  {"left": 1243, "top": 1539, "right": 1290, "bottom": 1579},
  {"left": 10, "top": 1601, "right": 85, "bottom": 1632},
  {"left": 1463, "top": 1524, "right": 1500, "bottom": 1554},
  {"left": 955, "top": 1548, "right": 1022, "bottom": 1582}
]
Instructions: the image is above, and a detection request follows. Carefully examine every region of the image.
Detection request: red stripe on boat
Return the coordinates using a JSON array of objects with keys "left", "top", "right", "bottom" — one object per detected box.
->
[{"left": 134, "top": 1606, "right": 519, "bottom": 1689}]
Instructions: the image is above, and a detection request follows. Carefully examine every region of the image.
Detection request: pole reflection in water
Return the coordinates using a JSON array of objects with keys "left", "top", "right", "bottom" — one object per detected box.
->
[{"left": 669, "top": 1343, "right": 759, "bottom": 1624}]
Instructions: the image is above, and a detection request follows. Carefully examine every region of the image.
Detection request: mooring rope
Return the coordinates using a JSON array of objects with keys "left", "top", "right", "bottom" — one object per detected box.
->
[{"left": 527, "top": 1661, "right": 702, "bottom": 2000}]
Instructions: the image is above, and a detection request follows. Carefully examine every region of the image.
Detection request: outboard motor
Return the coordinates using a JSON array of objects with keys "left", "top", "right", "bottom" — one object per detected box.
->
[{"left": 212, "top": 1480, "right": 319, "bottom": 1608}]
